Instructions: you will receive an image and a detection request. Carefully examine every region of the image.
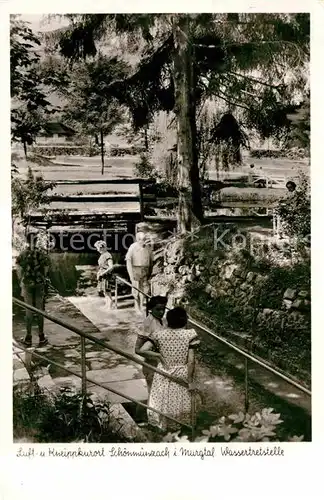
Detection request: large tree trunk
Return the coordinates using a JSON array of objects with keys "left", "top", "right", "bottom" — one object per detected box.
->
[
  {"left": 100, "top": 128, "right": 105, "bottom": 175},
  {"left": 172, "top": 15, "right": 204, "bottom": 234},
  {"left": 189, "top": 64, "right": 204, "bottom": 226}
]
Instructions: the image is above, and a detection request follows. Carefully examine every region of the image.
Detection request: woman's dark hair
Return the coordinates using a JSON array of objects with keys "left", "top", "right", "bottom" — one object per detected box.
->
[
  {"left": 286, "top": 181, "right": 296, "bottom": 192},
  {"left": 146, "top": 295, "right": 168, "bottom": 316},
  {"left": 166, "top": 307, "right": 188, "bottom": 329}
]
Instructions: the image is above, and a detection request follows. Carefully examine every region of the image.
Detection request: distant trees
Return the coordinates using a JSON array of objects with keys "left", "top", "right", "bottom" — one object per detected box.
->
[
  {"left": 64, "top": 56, "right": 129, "bottom": 174},
  {"left": 10, "top": 16, "right": 55, "bottom": 157},
  {"left": 40, "top": 52, "right": 130, "bottom": 174},
  {"left": 116, "top": 119, "right": 161, "bottom": 151}
]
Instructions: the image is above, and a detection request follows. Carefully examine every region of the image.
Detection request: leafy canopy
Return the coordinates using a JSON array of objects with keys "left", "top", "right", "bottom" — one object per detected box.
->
[
  {"left": 57, "top": 13, "right": 309, "bottom": 141},
  {"left": 60, "top": 54, "right": 130, "bottom": 137},
  {"left": 11, "top": 16, "right": 55, "bottom": 151}
]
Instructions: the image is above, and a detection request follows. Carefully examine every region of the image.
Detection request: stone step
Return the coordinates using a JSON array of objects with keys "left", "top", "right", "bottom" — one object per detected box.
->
[
  {"left": 102, "top": 402, "right": 148, "bottom": 442},
  {"left": 75, "top": 265, "right": 97, "bottom": 272},
  {"left": 87, "top": 378, "right": 148, "bottom": 405},
  {"left": 13, "top": 367, "right": 30, "bottom": 384},
  {"left": 68, "top": 296, "right": 143, "bottom": 332}
]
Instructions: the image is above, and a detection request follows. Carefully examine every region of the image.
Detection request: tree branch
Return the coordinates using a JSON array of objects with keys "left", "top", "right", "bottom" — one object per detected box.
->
[
  {"left": 193, "top": 40, "right": 303, "bottom": 49},
  {"left": 212, "top": 90, "right": 251, "bottom": 111},
  {"left": 219, "top": 74, "right": 262, "bottom": 101},
  {"left": 227, "top": 70, "right": 282, "bottom": 90},
  {"left": 167, "top": 114, "right": 176, "bottom": 129}
]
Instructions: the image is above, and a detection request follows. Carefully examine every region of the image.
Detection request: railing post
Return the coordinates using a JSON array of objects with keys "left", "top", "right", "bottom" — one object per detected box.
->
[
  {"left": 191, "top": 393, "right": 196, "bottom": 442},
  {"left": 12, "top": 297, "right": 312, "bottom": 397},
  {"left": 273, "top": 212, "right": 277, "bottom": 238},
  {"left": 244, "top": 357, "right": 249, "bottom": 413},
  {"left": 81, "top": 336, "right": 87, "bottom": 397},
  {"left": 114, "top": 277, "right": 118, "bottom": 309}
]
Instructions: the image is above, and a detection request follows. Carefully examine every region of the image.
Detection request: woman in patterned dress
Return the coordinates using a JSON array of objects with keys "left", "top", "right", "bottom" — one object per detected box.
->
[
  {"left": 139, "top": 306, "right": 200, "bottom": 431},
  {"left": 135, "top": 296, "right": 168, "bottom": 392}
]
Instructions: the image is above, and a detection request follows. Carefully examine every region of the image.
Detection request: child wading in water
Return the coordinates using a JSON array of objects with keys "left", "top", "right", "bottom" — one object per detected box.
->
[{"left": 94, "top": 240, "right": 114, "bottom": 309}]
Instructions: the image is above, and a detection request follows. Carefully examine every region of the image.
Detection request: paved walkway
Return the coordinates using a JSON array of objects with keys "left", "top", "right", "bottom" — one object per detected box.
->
[
  {"left": 13, "top": 293, "right": 147, "bottom": 405},
  {"left": 13, "top": 290, "right": 311, "bottom": 438},
  {"left": 68, "top": 295, "right": 256, "bottom": 424},
  {"left": 12, "top": 292, "right": 251, "bottom": 423},
  {"left": 193, "top": 323, "right": 311, "bottom": 414},
  {"left": 68, "top": 295, "right": 148, "bottom": 403}
]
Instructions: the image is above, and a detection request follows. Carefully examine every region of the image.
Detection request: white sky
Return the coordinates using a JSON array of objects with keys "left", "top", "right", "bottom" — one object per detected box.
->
[{"left": 18, "top": 14, "right": 68, "bottom": 32}]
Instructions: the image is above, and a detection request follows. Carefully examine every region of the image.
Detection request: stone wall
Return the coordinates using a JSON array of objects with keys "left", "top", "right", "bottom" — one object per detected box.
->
[
  {"left": 150, "top": 234, "right": 310, "bottom": 343},
  {"left": 201, "top": 260, "right": 310, "bottom": 331}
]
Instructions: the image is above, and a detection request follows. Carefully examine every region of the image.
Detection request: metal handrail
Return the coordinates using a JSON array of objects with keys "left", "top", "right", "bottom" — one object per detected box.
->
[
  {"left": 13, "top": 266, "right": 311, "bottom": 435},
  {"left": 116, "top": 276, "right": 311, "bottom": 399},
  {"left": 187, "top": 316, "right": 311, "bottom": 396},
  {"left": 13, "top": 297, "right": 194, "bottom": 433},
  {"left": 12, "top": 340, "right": 192, "bottom": 431},
  {"left": 12, "top": 298, "right": 188, "bottom": 389}
]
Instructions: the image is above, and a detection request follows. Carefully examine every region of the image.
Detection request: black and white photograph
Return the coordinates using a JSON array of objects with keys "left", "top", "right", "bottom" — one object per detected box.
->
[{"left": 10, "top": 11, "right": 311, "bottom": 446}]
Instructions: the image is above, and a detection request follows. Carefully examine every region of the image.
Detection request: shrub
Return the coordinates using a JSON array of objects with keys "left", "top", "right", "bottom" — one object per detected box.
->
[
  {"left": 276, "top": 174, "right": 310, "bottom": 239},
  {"left": 250, "top": 148, "right": 308, "bottom": 159},
  {"left": 31, "top": 145, "right": 94, "bottom": 156},
  {"left": 133, "top": 153, "right": 157, "bottom": 179},
  {"left": 13, "top": 387, "right": 129, "bottom": 443},
  {"left": 258, "top": 261, "right": 310, "bottom": 310},
  {"left": 111, "top": 145, "right": 146, "bottom": 156},
  {"left": 163, "top": 408, "right": 303, "bottom": 443},
  {"left": 11, "top": 166, "right": 56, "bottom": 224}
]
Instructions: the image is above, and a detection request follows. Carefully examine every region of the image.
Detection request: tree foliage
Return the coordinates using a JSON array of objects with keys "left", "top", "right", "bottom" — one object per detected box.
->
[
  {"left": 56, "top": 14, "right": 309, "bottom": 227},
  {"left": 163, "top": 408, "right": 303, "bottom": 443},
  {"left": 42, "top": 53, "right": 130, "bottom": 173},
  {"left": 62, "top": 54, "right": 129, "bottom": 134},
  {"left": 285, "top": 95, "right": 310, "bottom": 150},
  {"left": 10, "top": 16, "right": 55, "bottom": 156},
  {"left": 57, "top": 13, "right": 309, "bottom": 140},
  {"left": 12, "top": 166, "right": 55, "bottom": 225}
]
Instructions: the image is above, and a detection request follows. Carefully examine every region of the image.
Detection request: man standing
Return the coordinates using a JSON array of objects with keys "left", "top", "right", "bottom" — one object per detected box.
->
[
  {"left": 125, "top": 231, "right": 153, "bottom": 313},
  {"left": 16, "top": 234, "right": 50, "bottom": 347}
]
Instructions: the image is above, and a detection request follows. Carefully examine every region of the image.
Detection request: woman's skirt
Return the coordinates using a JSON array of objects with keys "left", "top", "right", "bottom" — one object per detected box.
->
[{"left": 147, "top": 364, "right": 200, "bottom": 432}]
